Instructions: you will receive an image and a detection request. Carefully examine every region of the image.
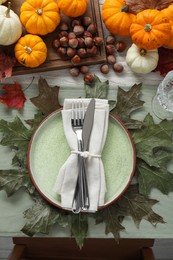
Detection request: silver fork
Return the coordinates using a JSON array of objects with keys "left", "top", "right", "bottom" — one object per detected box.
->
[{"left": 71, "top": 100, "right": 89, "bottom": 213}]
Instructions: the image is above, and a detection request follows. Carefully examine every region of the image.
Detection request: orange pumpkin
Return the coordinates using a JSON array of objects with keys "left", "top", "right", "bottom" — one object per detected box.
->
[
  {"left": 14, "top": 34, "right": 47, "bottom": 68},
  {"left": 102, "top": 0, "right": 136, "bottom": 36},
  {"left": 20, "top": 0, "right": 61, "bottom": 36},
  {"left": 130, "top": 9, "right": 171, "bottom": 50},
  {"left": 58, "top": 0, "right": 88, "bottom": 17},
  {"left": 162, "top": 4, "right": 173, "bottom": 48}
]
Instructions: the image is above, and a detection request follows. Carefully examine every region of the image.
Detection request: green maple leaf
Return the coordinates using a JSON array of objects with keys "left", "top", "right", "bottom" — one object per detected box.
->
[
  {"left": 0, "top": 169, "right": 35, "bottom": 196},
  {"left": 137, "top": 160, "right": 173, "bottom": 196},
  {"left": 0, "top": 116, "right": 32, "bottom": 148},
  {"left": 84, "top": 74, "right": 109, "bottom": 99},
  {"left": 117, "top": 185, "right": 165, "bottom": 227},
  {"left": 95, "top": 203, "right": 125, "bottom": 240},
  {"left": 111, "top": 83, "right": 144, "bottom": 129},
  {"left": 21, "top": 195, "right": 67, "bottom": 237},
  {"left": 132, "top": 114, "right": 173, "bottom": 167},
  {"left": 25, "top": 112, "right": 45, "bottom": 130},
  {"left": 70, "top": 213, "right": 88, "bottom": 249}
]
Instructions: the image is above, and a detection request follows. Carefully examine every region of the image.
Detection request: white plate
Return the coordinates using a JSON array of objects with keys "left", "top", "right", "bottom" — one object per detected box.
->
[{"left": 28, "top": 109, "right": 136, "bottom": 209}]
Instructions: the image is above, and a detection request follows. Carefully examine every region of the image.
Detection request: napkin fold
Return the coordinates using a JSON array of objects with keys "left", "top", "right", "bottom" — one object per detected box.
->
[{"left": 54, "top": 98, "right": 109, "bottom": 212}]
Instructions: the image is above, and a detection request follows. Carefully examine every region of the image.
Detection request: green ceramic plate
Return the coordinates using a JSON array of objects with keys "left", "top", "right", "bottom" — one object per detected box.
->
[{"left": 28, "top": 109, "right": 136, "bottom": 209}]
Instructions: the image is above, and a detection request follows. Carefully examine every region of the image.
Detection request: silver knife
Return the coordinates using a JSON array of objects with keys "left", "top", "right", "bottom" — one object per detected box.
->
[
  {"left": 81, "top": 98, "right": 95, "bottom": 209},
  {"left": 82, "top": 98, "right": 95, "bottom": 151},
  {"left": 72, "top": 99, "right": 95, "bottom": 213}
]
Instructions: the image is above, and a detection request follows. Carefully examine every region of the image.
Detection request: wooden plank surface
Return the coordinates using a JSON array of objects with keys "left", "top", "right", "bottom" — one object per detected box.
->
[{"left": 2, "top": 0, "right": 106, "bottom": 76}]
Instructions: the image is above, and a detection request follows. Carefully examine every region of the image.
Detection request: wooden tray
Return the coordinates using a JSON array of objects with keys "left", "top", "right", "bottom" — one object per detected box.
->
[{"left": 4, "top": 0, "right": 106, "bottom": 76}]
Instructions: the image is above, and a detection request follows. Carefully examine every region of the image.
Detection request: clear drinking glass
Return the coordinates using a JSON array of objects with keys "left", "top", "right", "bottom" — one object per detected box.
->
[{"left": 152, "top": 70, "right": 173, "bottom": 120}]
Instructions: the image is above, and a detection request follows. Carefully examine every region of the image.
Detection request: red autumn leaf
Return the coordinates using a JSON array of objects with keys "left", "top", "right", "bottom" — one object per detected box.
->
[
  {"left": 0, "top": 52, "right": 16, "bottom": 81},
  {"left": 154, "top": 47, "right": 173, "bottom": 77},
  {"left": 0, "top": 83, "right": 26, "bottom": 109}
]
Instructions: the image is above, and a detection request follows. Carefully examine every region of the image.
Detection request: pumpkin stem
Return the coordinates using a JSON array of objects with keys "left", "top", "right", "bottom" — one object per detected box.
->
[
  {"left": 24, "top": 46, "right": 32, "bottom": 54},
  {"left": 140, "top": 49, "right": 147, "bottom": 56},
  {"left": 5, "top": 2, "right": 11, "bottom": 18},
  {"left": 36, "top": 8, "right": 43, "bottom": 15},
  {"left": 121, "top": 5, "right": 129, "bottom": 12},
  {"left": 144, "top": 24, "right": 152, "bottom": 32}
]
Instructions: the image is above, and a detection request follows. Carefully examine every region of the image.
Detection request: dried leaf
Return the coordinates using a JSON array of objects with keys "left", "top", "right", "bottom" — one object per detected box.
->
[
  {"left": 70, "top": 213, "right": 88, "bottom": 249},
  {"left": 111, "top": 83, "right": 144, "bottom": 129},
  {"left": 118, "top": 185, "right": 165, "bottom": 227},
  {"left": 0, "top": 82, "right": 26, "bottom": 109},
  {"left": 154, "top": 47, "right": 173, "bottom": 76},
  {"left": 21, "top": 196, "right": 61, "bottom": 237},
  {"left": 95, "top": 203, "right": 125, "bottom": 241},
  {"left": 30, "top": 77, "right": 61, "bottom": 115},
  {"left": 125, "top": 0, "right": 173, "bottom": 14},
  {"left": 84, "top": 74, "right": 109, "bottom": 99},
  {"left": 131, "top": 114, "right": 173, "bottom": 167},
  {"left": 0, "top": 51, "right": 16, "bottom": 81}
]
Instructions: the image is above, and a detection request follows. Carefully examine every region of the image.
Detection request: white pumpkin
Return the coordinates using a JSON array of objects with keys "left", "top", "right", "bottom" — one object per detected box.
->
[
  {"left": 0, "top": 2, "right": 22, "bottom": 45},
  {"left": 126, "top": 43, "right": 159, "bottom": 74}
]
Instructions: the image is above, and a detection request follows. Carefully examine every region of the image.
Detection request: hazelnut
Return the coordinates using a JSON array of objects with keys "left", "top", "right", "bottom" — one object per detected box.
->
[
  {"left": 77, "top": 37, "right": 85, "bottom": 48},
  {"left": 81, "top": 16, "right": 92, "bottom": 27},
  {"left": 77, "top": 48, "right": 87, "bottom": 58},
  {"left": 59, "top": 36, "right": 68, "bottom": 47},
  {"left": 83, "top": 31, "right": 92, "bottom": 38},
  {"left": 67, "top": 47, "right": 77, "bottom": 58},
  {"left": 84, "top": 74, "right": 94, "bottom": 84},
  {"left": 87, "top": 45, "right": 97, "bottom": 56},
  {"left": 105, "top": 44, "right": 116, "bottom": 55},
  {"left": 73, "top": 25, "right": 85, "bottom": 36},
  {"left": 52, "top": 39, "right": 60, "bottom": 48},
  {"left": 71, "top": 19, "right": 81, "bottom": 28},
  {"left": 84, "top": 37, "right": 94, "bottom": 48},
  {"left": 100, "top": 64, "right": 109, "bottom": 74},
  {"left": 107, "top": 55, "right": 116, "bottom": 64},
  {"left": 112, "top": 63, "right": 124, "bottom": 73},
  {"left": 58, "top": 31, "right": 68, "bottom": 38},
  {"left": 106, "top": 35, "right": 115, "bottom": 44},
  {"left": 68, "top": 32, "right": 76, "bottom": 39},
  {"left": 57, "top": 47, "right": 67, "bottom": 57},
  {"left": 71, "top": 54, "right": 81, "bottom": 64},
  {"left": 80, "top": 65, "right": 89, "bottom": 74},
  {"left": 116, "top": 41, "right": 127, "bottom": 52},
  {"left": 69, "top": 38, "right": 78, "bottom": 48},
  {"left": 70, "top": 67, "right": 80, "bottom": 77},
  {"left": 87, "top": 23, "right": 97, "bottom": 35},
  {"left": 94, "top": 36, "right": 103, "bottom": 46},
  {"left": 59, "top": 22, "right": 69, "bottom": 31}
]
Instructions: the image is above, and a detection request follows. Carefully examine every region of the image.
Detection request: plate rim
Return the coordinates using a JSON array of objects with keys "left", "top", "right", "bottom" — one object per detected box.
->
[{"left": 27, "top": 109, "right": 136, "bottom": 211}]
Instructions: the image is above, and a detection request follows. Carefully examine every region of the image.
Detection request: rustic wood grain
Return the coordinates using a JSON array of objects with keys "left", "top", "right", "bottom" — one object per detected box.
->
[{"left": 3, "top": 0, "right": 106, "bottom": 76}]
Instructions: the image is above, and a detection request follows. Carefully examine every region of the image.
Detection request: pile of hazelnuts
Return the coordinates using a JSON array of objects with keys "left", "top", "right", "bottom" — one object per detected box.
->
[
  {"left": 52, "top": 16, "right": 127, "bottom": 79},
  {"left": 52, "top": 16, "right": 104, "bottom": 76},
  {"left": 100, "top": 35, "right": 126, "bottom": 74}
]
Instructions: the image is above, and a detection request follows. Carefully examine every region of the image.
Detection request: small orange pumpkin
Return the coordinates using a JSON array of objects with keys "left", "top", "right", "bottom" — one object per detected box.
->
[
  {"left": 102, "top": 0, "right": 136, "bottom": 36},
  {"left": 14, "top": 34, "right": 47, "bottom": 68},
  {"left": 130, "top": 9, "right": 171, "bottom": 50},
  {"left": 58, "top": 0, "right": 88, "bottom": 17},
  {"left": 162, "top": 4, "right": 173, "bottom": 48},
  {"left": 20, "top": 0, "right": 61, "bottom": 36}
]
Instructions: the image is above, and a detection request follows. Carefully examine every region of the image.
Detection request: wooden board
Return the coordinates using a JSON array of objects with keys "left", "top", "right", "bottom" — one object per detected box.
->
[{"left": 3, "top": 0, "right": 106, "bottom": 76}]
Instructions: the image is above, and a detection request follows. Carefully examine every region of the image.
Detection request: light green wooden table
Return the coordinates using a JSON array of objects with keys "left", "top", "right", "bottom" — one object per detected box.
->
[{"left": 0, "top": 1, "right": 173, "bottom": 240}]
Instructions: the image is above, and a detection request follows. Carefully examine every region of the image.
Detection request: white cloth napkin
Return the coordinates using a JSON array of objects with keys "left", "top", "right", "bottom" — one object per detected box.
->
[{"left": 54, "top": 98, "right": 109, "bottom": 212}]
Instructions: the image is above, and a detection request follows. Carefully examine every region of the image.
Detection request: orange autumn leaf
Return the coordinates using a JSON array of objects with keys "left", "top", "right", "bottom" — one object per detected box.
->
[{"left": 0, "top": 83, "right": 26, "bottom": 109}]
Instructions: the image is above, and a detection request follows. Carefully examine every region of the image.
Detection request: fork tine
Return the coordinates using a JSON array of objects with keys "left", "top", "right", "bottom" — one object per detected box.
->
[{"left": 72, "top": 100, "right": 85, "bottom": 126}]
